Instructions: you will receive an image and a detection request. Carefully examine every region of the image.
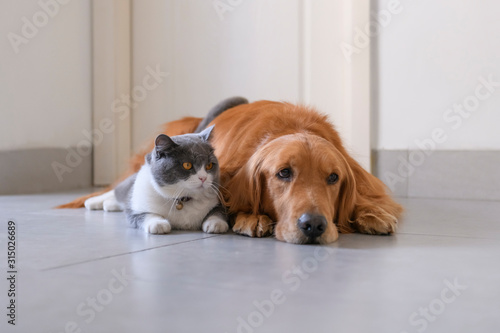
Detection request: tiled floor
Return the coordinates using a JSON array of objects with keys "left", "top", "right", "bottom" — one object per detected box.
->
[{"left": 1, "top": 190, "right": 499, "bottom": 333}]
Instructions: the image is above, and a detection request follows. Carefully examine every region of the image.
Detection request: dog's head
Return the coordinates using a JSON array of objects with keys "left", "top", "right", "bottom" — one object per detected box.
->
[{"left": 228, "top": 133, "right": 356, "bottom": 244}]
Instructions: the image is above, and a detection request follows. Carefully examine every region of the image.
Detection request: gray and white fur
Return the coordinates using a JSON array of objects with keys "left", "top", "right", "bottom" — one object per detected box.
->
[
  {"left": 86, "top": 126, "right": 228, "bottom": 234},
  {"left": 84, "top": 96, "right": 249, "bottom": 232}
]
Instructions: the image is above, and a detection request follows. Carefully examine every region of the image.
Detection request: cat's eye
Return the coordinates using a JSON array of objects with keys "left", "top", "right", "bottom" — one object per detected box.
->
[
  {"left": 206, "top": 162, "right": 213, "bottom": 170},
  {"left": 182, "top": 162, "right": 192, "bottom": 170}
]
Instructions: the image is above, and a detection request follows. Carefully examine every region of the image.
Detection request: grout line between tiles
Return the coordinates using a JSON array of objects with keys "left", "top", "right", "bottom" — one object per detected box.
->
[{"left": 42, "top": 235, "right": 222, "bottom": 271}]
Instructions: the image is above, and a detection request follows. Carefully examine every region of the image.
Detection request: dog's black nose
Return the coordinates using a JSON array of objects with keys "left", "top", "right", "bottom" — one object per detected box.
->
[{"left": 297, "top": 213, "right": 327, "bottom": 238}]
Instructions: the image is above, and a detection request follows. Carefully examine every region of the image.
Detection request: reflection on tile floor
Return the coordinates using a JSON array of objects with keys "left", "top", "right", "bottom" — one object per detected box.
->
[{"left": 0, "top": 189, "right": 499, "bottom": 333}]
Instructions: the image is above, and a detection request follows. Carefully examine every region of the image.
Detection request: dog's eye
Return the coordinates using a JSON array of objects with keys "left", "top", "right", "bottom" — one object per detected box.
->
[
  {"left": 277, "top": 168, "right": 292, "bottom": 181},
  {"left": 327, "top": 173, "right": 339, "bottom": 185}
]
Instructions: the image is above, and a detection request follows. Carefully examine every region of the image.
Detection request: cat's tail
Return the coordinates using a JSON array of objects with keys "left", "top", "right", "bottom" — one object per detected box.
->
[{"left": 195, "top": 96, "right": 248, "bottom": 133}]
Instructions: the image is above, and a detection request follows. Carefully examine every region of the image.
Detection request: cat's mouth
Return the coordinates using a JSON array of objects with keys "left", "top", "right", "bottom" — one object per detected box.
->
[
  {"left": 201, "top": 182, "right": 214, "bottom": 190},
  {"left": 186, "top": 181, "right": 212, "bottom": 191}
]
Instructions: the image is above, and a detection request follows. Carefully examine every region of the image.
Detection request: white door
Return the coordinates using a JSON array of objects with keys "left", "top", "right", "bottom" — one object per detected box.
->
[{"left": 93, "top": 0, "right": 371, "bottom": 185}]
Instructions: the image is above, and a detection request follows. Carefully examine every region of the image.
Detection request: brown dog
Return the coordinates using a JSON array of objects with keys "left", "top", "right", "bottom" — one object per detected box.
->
[{"left": 59, "top": 100, "right": 402, "bottom": 244}]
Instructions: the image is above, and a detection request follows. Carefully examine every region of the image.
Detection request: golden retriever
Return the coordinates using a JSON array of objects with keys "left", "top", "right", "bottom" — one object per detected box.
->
[{"left": 59, "top": 100, "right": 402, "bottom": 244}]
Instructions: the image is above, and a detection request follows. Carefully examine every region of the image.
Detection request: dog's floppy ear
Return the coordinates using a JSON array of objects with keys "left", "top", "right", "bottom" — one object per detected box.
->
[
  {"left": 335, "top": 154, "right": 403, "bottom": 234},
  {"left": 334, "top": 157, "right": 357, "bottom": 233},
  {"left": 225, "top": 148, "right": 266, "bottom": 215}
]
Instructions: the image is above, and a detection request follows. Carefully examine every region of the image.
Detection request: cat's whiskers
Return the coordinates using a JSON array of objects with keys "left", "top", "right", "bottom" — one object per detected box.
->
[
  {"left": 185, "top": 177, "right": 214, "bottom": 189},
  {"left": 166, "top": 187, "right": 184, "bottom": 216},
  {"left": 214, "top": 182, "right": 230, "bottom": 204},
  {"left": 210, "top": 183, "right": 227, "bottom": 206},
  {"left": 163, "top": 188, "right": 179, "bottom": 211},
  {"left": 174, "top": 189, "right": 186, "bottom": 213},
  {"left": 215, "top": 182, "right": 229, "bottom": 192}
]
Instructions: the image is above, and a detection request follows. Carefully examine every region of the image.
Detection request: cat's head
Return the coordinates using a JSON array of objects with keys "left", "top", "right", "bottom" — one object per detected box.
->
[{"left": 147, "top": 126, "right": 219, "bottom": 198}]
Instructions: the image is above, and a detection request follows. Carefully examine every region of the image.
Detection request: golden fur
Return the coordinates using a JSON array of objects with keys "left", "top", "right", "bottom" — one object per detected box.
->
[{"left": 59, "top": 101, "right": 402, "bottom": 244}]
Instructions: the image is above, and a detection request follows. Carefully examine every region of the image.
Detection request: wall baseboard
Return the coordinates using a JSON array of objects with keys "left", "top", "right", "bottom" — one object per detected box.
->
[
  {"left": 0, "top": 147, "right": 92, "bottom": 195},
  {"left": 2, "top": 148, "right": 498, "bottom": 200},
  {"left": 373, "top": 150, "right": 500, "bottom": 201}
]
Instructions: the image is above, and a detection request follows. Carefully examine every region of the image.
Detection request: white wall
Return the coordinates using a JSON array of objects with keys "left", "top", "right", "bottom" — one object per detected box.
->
[
  {"left": 375, "top": 0, "right": 500, "bottom": 150},
  {"left": 131, "top": 0, "right": 351, "bottom": 155},
  {"left": 0, "top": 0, "right": 91, "bottom": 151},
  {"left": 132, "top": 0, "right": 302, "bottom": 151}
]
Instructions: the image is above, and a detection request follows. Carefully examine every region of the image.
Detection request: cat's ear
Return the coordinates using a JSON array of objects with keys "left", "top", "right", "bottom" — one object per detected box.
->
[
  {"left": 155, "top": 134, "right": 177, "bottom": 156},
  {"left": 198, "top": 125, "right": 215, "bottom": 142}
]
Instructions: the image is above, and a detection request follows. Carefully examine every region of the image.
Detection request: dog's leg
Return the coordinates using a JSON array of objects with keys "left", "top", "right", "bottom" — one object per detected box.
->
[
  {"left": 335, "top": 154, "right": 403, "bottom": 235},
  {"left": 350, "top": 199, "right": 402, "bottom": 235},
  {"left": 232, "top": 213, "right": 274, "bottom": 237}
]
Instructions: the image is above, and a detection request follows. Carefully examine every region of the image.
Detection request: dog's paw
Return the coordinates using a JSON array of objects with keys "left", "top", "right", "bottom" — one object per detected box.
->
[
  {"left": 354, "top": 208, "right": 398, "bottom": 235},
  {"left": 232, "top": 213, "right": 274, "bottom": 237},
  {"left": 143, "top": 216, "right": 171, "bottom": 234},
  {"left": 202, "top": 216, "right": 229, "bottom": 234}
]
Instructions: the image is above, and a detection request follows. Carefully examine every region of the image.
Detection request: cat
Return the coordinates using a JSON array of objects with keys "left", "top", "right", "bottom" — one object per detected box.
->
[{"left": 85, "top": 126, "right": 228, "bottom": 234}]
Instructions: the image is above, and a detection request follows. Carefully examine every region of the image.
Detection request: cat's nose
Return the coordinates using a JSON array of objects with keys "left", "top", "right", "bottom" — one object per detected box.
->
[{"left": 198, "top": 176, "right": 207, "bottom": 183}]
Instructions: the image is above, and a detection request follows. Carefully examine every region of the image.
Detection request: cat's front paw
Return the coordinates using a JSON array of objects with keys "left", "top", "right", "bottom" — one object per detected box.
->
[
  {"left": 84, "top": 196, "right": 104, "bottom": 210},
  {"left": 103, "top": 198, "right": 123, "bottom": 212},
  {"left": 143, "top": 216, "right": 172, "bottom": 234},
  {"left": 84, "top": 190, "right": 116, "bottom": 211},
  {"left": 202, "top": 216, "right": 229, "bottom": 234}
]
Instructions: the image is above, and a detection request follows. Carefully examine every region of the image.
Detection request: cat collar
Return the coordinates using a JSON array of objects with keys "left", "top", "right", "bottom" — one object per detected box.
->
[{"left": 175, "top": 196, "right": 192, "bottom": 210}]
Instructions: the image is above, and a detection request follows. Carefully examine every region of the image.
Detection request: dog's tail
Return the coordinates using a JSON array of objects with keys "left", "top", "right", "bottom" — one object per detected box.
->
[
  {"left": 55, "top": 188, "right": 111, "bottom": 209},
  {"left": 195, "top": 96, "right": 248, "bottom": 133}
]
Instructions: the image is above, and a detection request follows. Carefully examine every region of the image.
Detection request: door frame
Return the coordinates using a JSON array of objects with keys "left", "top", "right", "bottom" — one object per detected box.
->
[
  {"left": 301, "top": 0, "right": 371, "bottom": 171},
  {"left": 91, "top": 0, "right": 132, "bottom": 185}
]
